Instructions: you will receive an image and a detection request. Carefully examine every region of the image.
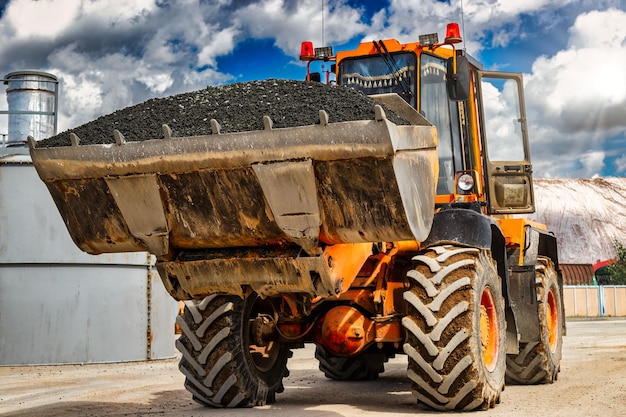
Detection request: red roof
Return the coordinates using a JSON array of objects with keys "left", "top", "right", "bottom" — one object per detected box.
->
[{"left": 593, "top": 259, "right": 615, "bottom": 271}]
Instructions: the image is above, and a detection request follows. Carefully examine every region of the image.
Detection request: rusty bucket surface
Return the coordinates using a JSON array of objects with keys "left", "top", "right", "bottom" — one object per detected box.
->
[{"left": 31, "top": 100, "right": 437, "bottom": 258}]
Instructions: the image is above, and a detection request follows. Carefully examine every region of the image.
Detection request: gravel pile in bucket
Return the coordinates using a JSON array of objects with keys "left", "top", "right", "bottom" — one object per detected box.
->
[{"left": 38, "top": 79, "right": 409, "bottom": 148}]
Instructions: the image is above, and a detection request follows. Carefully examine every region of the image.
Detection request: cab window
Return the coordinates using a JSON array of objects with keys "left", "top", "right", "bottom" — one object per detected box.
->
[{"left": 420, "top": 54, "right": 463, "bottom": 195}]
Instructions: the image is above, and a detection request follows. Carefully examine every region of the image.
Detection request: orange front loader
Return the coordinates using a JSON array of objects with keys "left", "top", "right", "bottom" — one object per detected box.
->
[{"left": 29, "top": 22, "right": 563, "bottom": 411}]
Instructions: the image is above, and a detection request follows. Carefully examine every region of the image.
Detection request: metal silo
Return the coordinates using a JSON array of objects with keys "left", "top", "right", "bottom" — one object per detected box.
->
[{"left": 2, "top": 70, "right": 58, "bottom": 145}]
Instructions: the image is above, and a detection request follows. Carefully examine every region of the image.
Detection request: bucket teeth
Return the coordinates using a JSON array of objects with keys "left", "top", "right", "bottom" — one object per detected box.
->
[
  {"left": 70, "top": 133, "right": 81, "bottom": 146},
  {"left": 162, "top": 124, "right": 173, "bottom": 139},
  {"left": 209, "top": 119, "right": 221, "bottom": 135},
  {"left": 27, "top": 136, "right": 34, "bottom": 149},
  {"left": 113, "top": 129, "right": 126, "bottom": 145},
  {"left": 319, "top": 110, "right": 329, "bottom": 126},
  {"left": 374, "top": 104, "right": 386, "bottom": 121}
]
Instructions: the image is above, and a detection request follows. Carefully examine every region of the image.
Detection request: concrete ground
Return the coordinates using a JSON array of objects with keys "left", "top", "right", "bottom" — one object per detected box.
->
[{"left": 1, "top": 318, "right": 625, "bottom": 417}]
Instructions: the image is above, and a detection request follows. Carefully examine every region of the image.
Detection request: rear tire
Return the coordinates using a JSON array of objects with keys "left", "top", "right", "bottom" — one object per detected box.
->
[
  {"left": 403, "top": 245, "right": 506, "bottom": 410},
  {"left": 506, "top": 257, "right": 563, "bottom": 384},
  {"left": 176, "top": 293, "right": 291, "bottom": 407},
  {"left": 315, "top": 345, "right": 388, "bottom": 380}
]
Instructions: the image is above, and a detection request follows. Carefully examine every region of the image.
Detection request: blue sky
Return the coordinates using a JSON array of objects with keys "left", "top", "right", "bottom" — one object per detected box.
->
[{"left": 0, "top": 0, "right": 625, "bottom": 178}]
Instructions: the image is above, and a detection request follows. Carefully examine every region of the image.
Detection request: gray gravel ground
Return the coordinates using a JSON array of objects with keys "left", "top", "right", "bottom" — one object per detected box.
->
[{"left": 1, "top": 318, "right": 625, "bottom": 417}]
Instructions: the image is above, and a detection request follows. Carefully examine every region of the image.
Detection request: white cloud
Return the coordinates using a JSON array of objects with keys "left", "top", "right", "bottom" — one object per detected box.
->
[
  {"left": 579, "top": 151, "right": 606, "bottom": 178},
  {"left": 136, "top": 71, "right": 173, "bottom": 95},
  {"left": 2, "top": 0, "right": 159, "bottom": 41},
  {"left": 45, "top": 41, "right": 213, "bottom": 129},
  {"left": 197, "top": 25, "right": 240, "bottom": 68},
  {"left": 365, "top": 1, "right": 626, "bottom": 178},
  {"left": 55, "top": 73, "right": 103, "bottom": 133},
  {"left": 524, "top": 8, "right": 626, "bottom": 177},
  {"left": 528, "top": 47, "right": 626, "bottom": 132},
  {"left": 80, "top": 0, "right": 158, "bottom": 23},
  {"left": 236, "top": 0, "right": 368, "bottom": 55},
  {"left": 568, "top": 7, "right": 626, "bottom": 48},
  {"left": 0, "top": 0, "right": 242, "bottom": 130},
  {"left": 364, "top": 0, "right": 577, "bottom": 54},
  {"left": 615, "top": 153, "right": 626, "bottom": 174},
  {"left": 3, "top": 0, "right": 80, "bottom": 39}
]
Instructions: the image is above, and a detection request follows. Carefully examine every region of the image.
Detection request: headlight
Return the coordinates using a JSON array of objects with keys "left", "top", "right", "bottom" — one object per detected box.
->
[{"left": 457, "top": 173, "right": 475, "bottom": 192}]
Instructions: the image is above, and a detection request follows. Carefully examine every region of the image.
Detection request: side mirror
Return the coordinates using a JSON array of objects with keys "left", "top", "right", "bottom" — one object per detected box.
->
[{"left": 447, "top": 55, "right": 470, "bottom": 101}]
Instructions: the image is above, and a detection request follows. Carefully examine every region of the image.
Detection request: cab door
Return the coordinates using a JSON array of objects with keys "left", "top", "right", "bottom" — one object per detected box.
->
[{"left": 476, "top": 71, "right": 535, "bottom": 214}]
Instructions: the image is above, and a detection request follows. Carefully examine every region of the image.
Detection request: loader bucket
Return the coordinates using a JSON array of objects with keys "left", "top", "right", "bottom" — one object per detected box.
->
[
  {"left": 30, "top": 94, "right": 437, "bottom": 298},
  {"left": 30, "top": 99, "right": 437, "bottom": 258}
]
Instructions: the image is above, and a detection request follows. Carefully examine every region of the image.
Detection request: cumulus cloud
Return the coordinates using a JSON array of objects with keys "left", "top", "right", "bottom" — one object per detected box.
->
[
  {"left": 0, "top": 0, "right": 250, "bottom": 130},
  {"left": 364, "top": 0, "right": 577, "bottom": 54},
  {"left": 524, "top": 8, "right": 626, "bottom": 177},
  {"left": 616, "top": 153, "right": 626, "bottom": 174},
  {"left": 3, "top": 0, "right": 81, "bottom": 39},
  {"left": 236, "top": 0, "right": 368, "bottom": 55},
  {"left": 579, "top": 151, "right": 607, "bottom": 178}
]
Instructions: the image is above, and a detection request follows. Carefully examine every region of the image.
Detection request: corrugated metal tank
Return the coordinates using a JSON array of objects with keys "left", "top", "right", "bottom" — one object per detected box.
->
[
  {"left": 4, "top": 70, "right": 57, "bottom": 144},
  {"left": 0, "top": 70, "right": 176, "bottom": 365}
]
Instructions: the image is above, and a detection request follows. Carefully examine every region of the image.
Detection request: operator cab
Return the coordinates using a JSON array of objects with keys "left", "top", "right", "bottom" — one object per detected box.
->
[
  {"left": 333, "top": 37, "right": 479, "bottom": 200},
  {"left": 301, "top": 22, "right": 536, "bottom": 214}
]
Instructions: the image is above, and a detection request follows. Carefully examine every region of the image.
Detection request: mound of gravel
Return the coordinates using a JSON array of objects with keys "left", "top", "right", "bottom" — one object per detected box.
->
[{"left": 38, "top": 79, "right": 409, "bottom": 148}]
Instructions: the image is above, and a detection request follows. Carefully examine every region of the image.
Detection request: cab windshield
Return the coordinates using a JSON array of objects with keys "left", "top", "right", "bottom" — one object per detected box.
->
[{"left": 337, "top": 51, "right": 417, "bottom": 107}]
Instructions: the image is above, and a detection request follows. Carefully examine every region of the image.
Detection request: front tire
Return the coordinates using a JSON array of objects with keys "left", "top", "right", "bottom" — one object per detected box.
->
[
  {"left": 506, "top": 257, "right": 563, "bottom": 384},
  {"left": 403, "top": 245, "right": 506, "bottom": 411},
  {"left": 176, "top": 293, "right": 291, "bottom": 407}
]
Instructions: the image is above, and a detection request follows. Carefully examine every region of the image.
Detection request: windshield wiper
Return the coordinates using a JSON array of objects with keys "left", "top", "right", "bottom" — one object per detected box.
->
[{"left": 372, "top": 40, "right": 412, "bottom": 102}]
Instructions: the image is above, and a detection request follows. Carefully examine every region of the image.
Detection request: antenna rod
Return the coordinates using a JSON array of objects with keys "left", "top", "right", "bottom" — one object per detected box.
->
[
  {"left": 461, "top": 0, "right": 466, "bottom": 51},
  {"left": 321, "top": 0, "right": 325, "bottom": 47}
]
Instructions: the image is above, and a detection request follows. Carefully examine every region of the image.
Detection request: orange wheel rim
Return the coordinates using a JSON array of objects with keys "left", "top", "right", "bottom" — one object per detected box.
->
[
  {"left": 480, "top": 287, "right": 499, "bottom": 372},
  {"left": 546, "top": 288, "right": 559, "bottom": 352}
]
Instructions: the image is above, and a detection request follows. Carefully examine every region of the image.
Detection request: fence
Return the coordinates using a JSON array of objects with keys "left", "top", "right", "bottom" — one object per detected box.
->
[{"left": 563, "top": 285, "right": 626, "bottom": 317}]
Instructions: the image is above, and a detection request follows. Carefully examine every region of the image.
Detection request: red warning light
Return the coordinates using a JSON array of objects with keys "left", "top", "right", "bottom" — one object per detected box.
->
[
  {"left": 445, "top": 22, "right": 462, "bottom": 44},
  {"left": 300, "top": 41, "right": 315, "bottom": 61}
]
